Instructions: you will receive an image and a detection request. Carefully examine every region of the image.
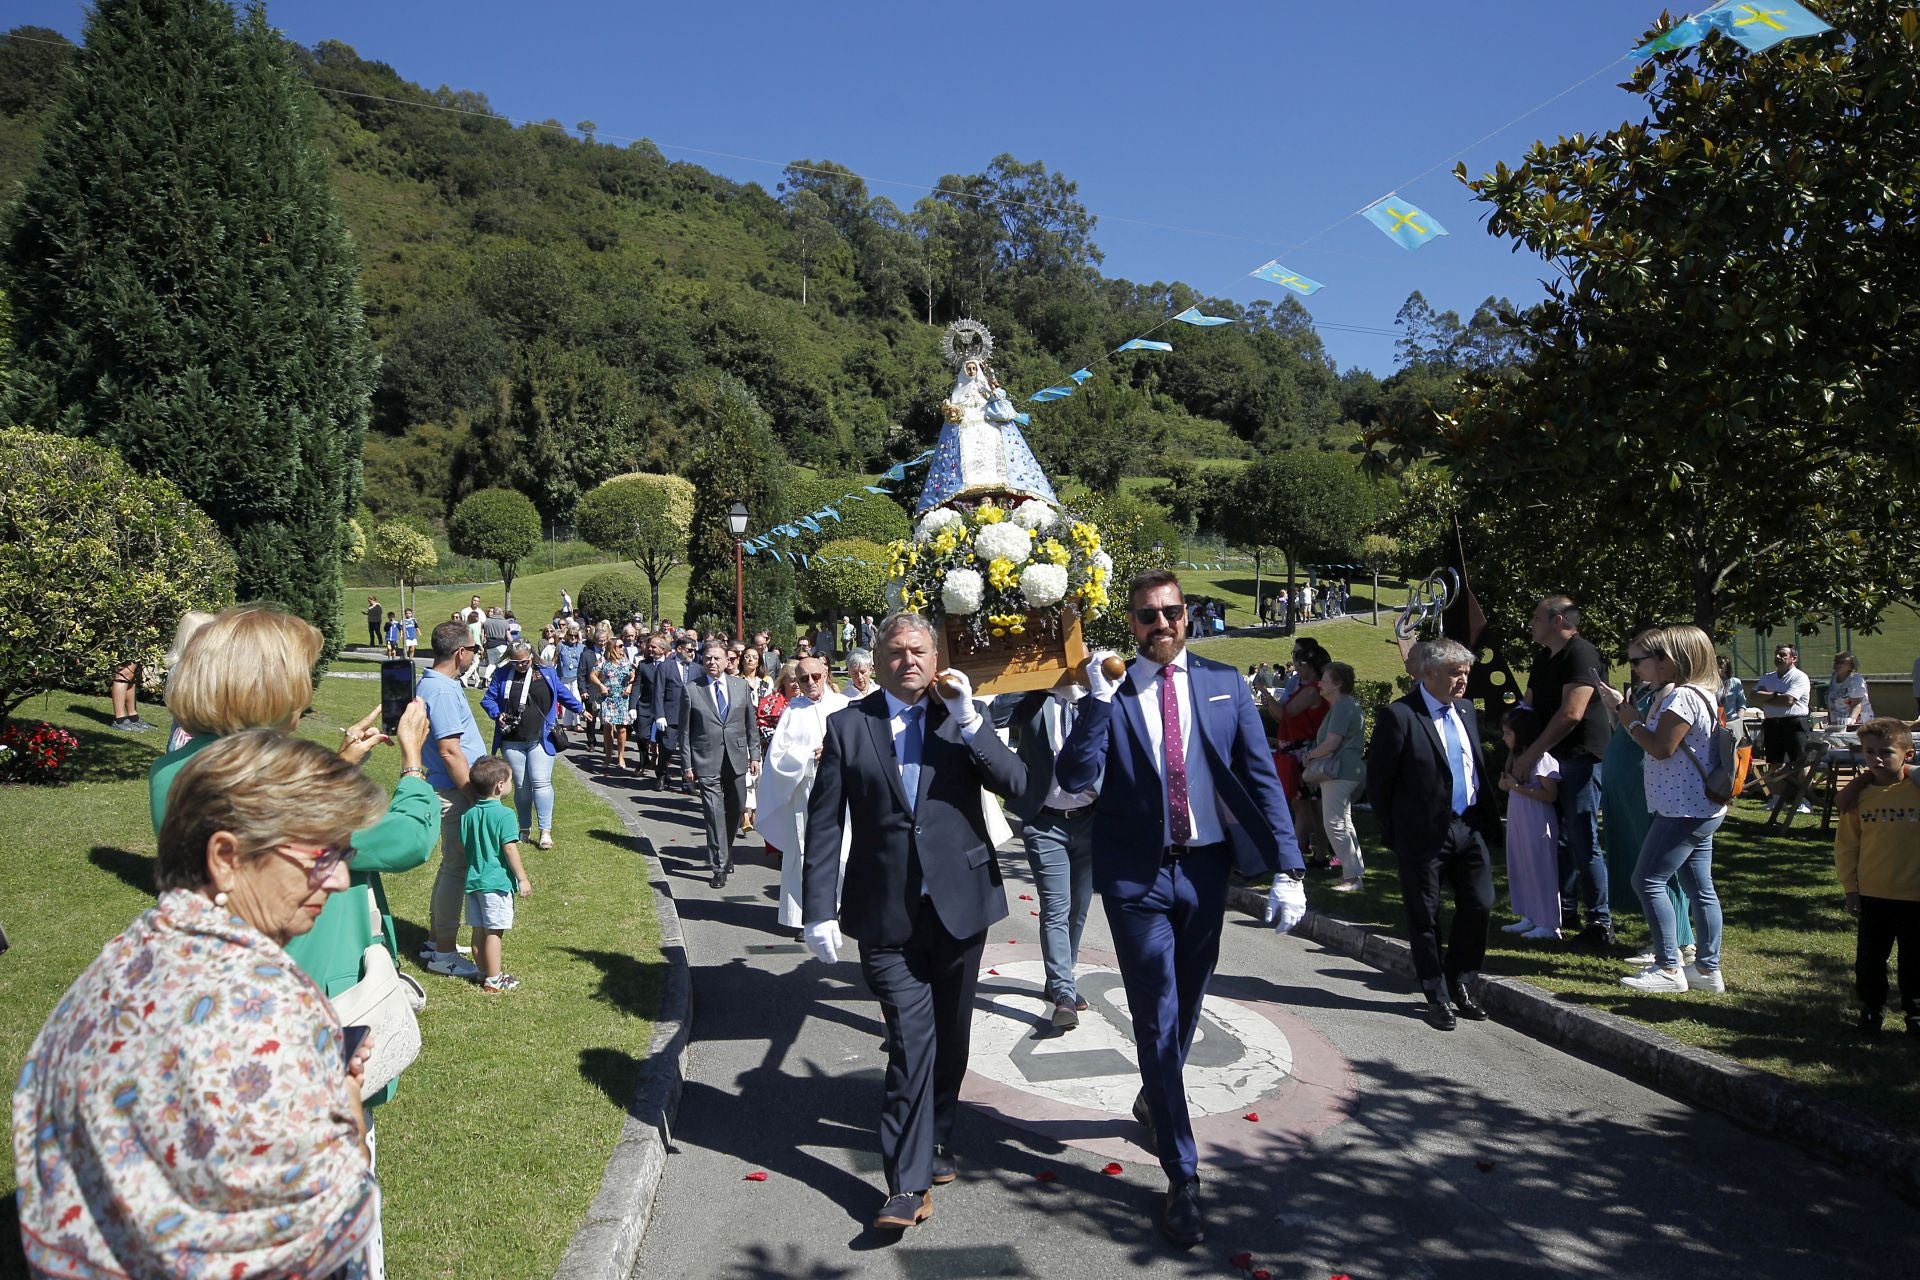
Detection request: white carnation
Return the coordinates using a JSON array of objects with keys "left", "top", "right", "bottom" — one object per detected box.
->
[
  {"left": 915, "top": 508, "right": 963, "bottom": 542},
  {"left": 1012, "top": 499, "right": 1058, "bottom": 531},
  {"left": 1018, "top": 562, "right": 1069, "bottom": 608},
  {"left": 973, "top": 522, "right": 1033, "bottom": 565},
  {"left": 1092, "top": 550, "right": 1114, "bottom": 576},
  {"left": 941, "top": 568, "right": 985, "bottom": 615}
]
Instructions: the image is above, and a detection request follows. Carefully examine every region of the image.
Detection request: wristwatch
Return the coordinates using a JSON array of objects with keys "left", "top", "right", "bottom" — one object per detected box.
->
[
  {"left": 1281, "top": 868, "right": 1306, "bottom": 882},
  {"left": 400, "top": 766, "right": 428, "bottom": 780}
]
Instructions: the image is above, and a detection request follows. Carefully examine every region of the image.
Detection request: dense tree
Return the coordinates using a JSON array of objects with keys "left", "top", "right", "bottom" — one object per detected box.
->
[
  {"left": 373, "top": 301, "right": 511, "bottom": 433},
  {"left": 798, "top": 537, "right": 889, "bottom": 619},
  {"left": 575, "top": 472, "right": 694, "bottom": 621},
  {"left": 369, "top": 520, "right": 436, "bottom": 614},
  {"left": 2, "top": 0, "right": 375, "bottom": 656},
  {"left": 682, "top": 378, "right": 795, "bottom": 638},
  {"left": 459, "top": 340, "right": 640, "bottom": 523},
  {"left": 1220, "top": 452, "right": 1388, "bottom": 634},
  {"left": 447, "top": 487, "right": 541, "bottom": 608},
  {"left": 0, "top": 430, "right": 236, "bottom": 716},
  {"left": 1374, "top": 2, "right": 1920, "bottom": 635},
  {"left": 0, "top": 26, "right": 72, "bottom": 117},
  {"left": 578, "top": 569, "right": 649, "bottom": 625}
]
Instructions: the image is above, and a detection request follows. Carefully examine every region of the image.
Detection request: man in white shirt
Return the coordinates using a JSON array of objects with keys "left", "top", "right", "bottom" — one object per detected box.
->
[{"left": 1752, "top": 643, "right": 1813, "bottom": 812}]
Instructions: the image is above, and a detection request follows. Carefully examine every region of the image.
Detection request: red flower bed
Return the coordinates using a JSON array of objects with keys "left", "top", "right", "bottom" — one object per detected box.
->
[{"left": 0, "top": 720, "right": 79, "bottom": 783}]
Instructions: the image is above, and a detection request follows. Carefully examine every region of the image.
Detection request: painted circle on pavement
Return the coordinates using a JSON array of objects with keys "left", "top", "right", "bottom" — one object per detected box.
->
[{"left": 962, "top": 944, "right": 1352, "bottom": 1168}]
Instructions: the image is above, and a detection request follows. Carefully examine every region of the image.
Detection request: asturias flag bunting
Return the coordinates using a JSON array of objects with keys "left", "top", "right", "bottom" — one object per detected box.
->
[
  {"left": 1706, "top": 0, "right": 1831, "bottom": 51},
  {"left": 1362, "top": 196, "right": 1447, "bottom": 250},
  {"left": 1115, "top": 338, "right": 1173, "bottom": 353},
  {"left": 1172, "top": 306, "right": 1233, "bottom": 326},
  {"left": 1249, "top": 260, "right": 1325, "bottom": 296}
]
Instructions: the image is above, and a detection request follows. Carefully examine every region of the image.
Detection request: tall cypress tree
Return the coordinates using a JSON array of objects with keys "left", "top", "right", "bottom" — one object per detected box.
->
[
  {"left": 2, "top": 0, "right": 375, "bottom": 653},
  {"left": 682, "top": 376, "right": 794, "bottom": 639}
]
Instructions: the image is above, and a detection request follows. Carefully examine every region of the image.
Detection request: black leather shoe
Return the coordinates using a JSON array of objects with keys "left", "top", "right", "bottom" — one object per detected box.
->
[
  {"left": 1159, "top": 1177, "right": 1204, "bottom": 1247},
  {"left": 1450, "top": 979, "right": 1489, "bottom": 1021},
  {"left": 930, "top": 1146, "right": 957, "bottom": 1185},
  {"left": 1421, "top": 997, "right": 1458, "bottom": 1031},
  {"left": 709, "top": 870, "right": 726, "bottom": 889},
  {"left": 873, "top": 1190, "right": 932, "bottom": 1230},
  {"left": 1574, "top": 921, "right": 1615, "bottom": 949},
  {"left": 1132, "top": 1089, "right": 1156, "bottom": 1153}
]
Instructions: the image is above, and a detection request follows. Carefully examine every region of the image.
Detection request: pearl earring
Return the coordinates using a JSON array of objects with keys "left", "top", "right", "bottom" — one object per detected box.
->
[{"left": 214, "top": 891, "right": 230, "bottom": 908}]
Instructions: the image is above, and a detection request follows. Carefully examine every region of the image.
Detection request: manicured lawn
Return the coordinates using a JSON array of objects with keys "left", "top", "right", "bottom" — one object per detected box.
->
[
  {"left": 0, "top": 675, "right": 662, "bottom": 1279},
  {"left": 1277, "top": 794, "right": 1920, "bottom": 1134},
  {"left": 344, "top": 558, "right": 693, "bottom": 645},
  {"left": 1192, "top": 615, "right": 1413, "bottom": 689}
]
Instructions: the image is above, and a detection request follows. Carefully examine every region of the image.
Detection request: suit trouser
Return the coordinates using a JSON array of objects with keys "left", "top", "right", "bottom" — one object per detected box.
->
[
  {"left": 859, "top": 900, "right": 985, "bottom": 1195},
  {"left": 1855, "top": 896, "right": 1920, "bottom": 1016},
  {"left": 697, "top": 763, "right": 747, "bottom": 873},
  {"left": 1104, "top": 845, "right": 1230, "bottom": 1182},
  {"left": 1023, "top": 808, "right": 1096, "bottom": 1005},
  {"left": 429, "top": 785, "right": 475, "bottom": 950},
  {"left": 1397, "top": 816, "right": 1494, "bottom": 985}
]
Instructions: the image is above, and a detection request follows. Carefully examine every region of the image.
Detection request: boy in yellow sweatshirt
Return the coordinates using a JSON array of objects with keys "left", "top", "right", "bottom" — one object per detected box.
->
[{"left": 1835, "top": 718, "right": 1920, "bottom": 1036}]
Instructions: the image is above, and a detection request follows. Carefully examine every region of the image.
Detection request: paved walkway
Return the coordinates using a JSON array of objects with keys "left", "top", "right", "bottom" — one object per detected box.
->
[{"left": 565, "top": 746, "right": 1920, "bottom": 1280}]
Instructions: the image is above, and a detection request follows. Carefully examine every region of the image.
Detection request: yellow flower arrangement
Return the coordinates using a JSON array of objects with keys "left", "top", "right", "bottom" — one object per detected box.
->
[
  {"left": 986, "top": 557, "right": 1019, "bottom": 591},
  {"left": 1040, "top": 538, "right": 1069, "bottom": 566},
  {"left": 986, "top": 611, "right": 1027, "bottom": 637},
  {"left": 972, "top": 500, "right": 1007, "bottom": 525},
  {"left": 1068, "top": 521, "right": 1100, "bottom": 554}
]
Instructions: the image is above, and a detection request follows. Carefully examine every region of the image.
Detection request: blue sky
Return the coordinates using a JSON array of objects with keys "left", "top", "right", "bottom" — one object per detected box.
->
[{"left": 14, "top": 1, "right": 1671, "bottom": 373}]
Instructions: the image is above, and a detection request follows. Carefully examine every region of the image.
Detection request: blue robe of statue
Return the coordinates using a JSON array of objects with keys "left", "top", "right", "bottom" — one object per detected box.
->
[{"left": 916, "top": 382, "right": 1058, "bottom": 516}]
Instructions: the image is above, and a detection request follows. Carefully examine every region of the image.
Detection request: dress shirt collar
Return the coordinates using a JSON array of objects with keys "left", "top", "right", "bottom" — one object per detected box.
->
[
  {"left": 1130, "top": 646, "right": 1191, "bottom": 683},
  {"left": 882, "top": 688, "right": 926, "bottom": 721},
  {"left": 1418, "top": 684, "right": 1457, "bottom": 718}
]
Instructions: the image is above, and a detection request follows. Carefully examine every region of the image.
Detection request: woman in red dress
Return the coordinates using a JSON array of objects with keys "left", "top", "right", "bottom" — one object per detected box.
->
[{"left": 1265, "top": 650, "right": 1332, "bottom": 865}]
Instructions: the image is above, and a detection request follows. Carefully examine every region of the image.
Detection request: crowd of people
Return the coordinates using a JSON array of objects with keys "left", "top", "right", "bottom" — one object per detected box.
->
[{"left": 21, "top": 571, "right": 1920, "bottom": 1272}]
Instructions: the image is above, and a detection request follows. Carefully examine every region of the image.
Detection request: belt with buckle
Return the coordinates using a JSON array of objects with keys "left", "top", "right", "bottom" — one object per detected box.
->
[{"left": 1163, "top": 840, "right": 1223, "bottom": 862}]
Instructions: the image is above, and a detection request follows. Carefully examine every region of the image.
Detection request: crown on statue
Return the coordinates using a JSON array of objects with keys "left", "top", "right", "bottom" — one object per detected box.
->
[{"left": 940, "top": 318, "right": 994, "bottom": 370}]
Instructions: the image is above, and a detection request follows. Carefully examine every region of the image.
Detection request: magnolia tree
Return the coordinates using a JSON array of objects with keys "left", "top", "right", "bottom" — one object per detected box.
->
[
  {"left": 370, "top": 521, "right": 437, "bottom": 615},
  {"left": 576, "top": 472, "right": 694, "bottom": 623},
  {"left": 0, "top": 429, "right": 236, "bottom": 717}
]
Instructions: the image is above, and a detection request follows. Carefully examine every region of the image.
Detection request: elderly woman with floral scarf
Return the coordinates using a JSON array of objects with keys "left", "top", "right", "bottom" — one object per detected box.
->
[{"left": 13, "top": 732, "right": 387, "bottom": 1279}]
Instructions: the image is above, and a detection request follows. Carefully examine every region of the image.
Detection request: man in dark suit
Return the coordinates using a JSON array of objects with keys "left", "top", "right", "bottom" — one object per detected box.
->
[
  {"left": 1055, "top": 569, "right": 1307, "bottom": 1248},
  {"left": 1365, "top": 637, "right": 1498, "bottom": 1032},
  {"left": 630, "top": 633, "right": 665, "bottom": 780},
  {"left": 655, "top": 630, "right": 697, "bottom": 794},
  {"left": 802, "top": 612, "right": 1025, "bottom": 1231},
  {"left": 681, "top": 640, "right": 760, "bottom": 888}
]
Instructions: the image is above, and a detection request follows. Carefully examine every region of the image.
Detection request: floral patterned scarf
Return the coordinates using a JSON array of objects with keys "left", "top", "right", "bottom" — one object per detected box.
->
[{"left": 13, "top": 889, "right": 377, "bottom": 1279}]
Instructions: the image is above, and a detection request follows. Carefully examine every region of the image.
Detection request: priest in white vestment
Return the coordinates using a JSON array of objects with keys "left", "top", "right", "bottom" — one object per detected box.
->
[{"left": 761, "top": 657, "right": 851, "bottom": 927}]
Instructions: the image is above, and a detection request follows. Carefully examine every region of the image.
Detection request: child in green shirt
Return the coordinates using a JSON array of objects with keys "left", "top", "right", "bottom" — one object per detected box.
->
[{"left": 460, "top": 756, "right": 532, "bottom": 993}]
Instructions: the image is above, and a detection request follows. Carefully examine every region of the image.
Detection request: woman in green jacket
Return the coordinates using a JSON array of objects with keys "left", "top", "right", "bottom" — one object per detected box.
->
[{"left": 148, "top": 606, "right": 439, "bottom": 1082}]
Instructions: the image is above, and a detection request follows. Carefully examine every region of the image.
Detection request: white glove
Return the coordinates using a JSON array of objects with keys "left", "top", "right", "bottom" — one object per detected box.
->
[
  {"left": 654, "top": 717, "right": 667, "bottom": 731},
  {"left": 936, "top": 670, "right": 980, "bottom": 730},
  {"left": 803, "top": 919, "right": 843, "bottom": 964},
  {"left": 1266, "top": 877, "right": 1308, "bottom": 934},
  {"left": 1085, "top": 650, "right": 1121, "bottom": 703}
]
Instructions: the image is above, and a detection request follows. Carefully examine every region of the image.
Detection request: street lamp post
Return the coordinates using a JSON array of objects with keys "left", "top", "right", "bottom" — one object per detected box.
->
[{"left": 727, "top": 501, "right": 750, "bottom": 642}]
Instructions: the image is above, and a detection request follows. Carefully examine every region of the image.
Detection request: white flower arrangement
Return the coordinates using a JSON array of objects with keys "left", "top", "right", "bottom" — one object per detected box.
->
[
  {"left": 941, "top": 567, "right": 985, "bottom": 615},
  {"left": 1018, "top": 562, "right": 1069, "bottom": 608},
  {"left": 1011, "top": 499, "right": 1058, "bottom": 532},
  {"left": 973, "top": 522, "right": 1033, "bottom": 565},
  {"left": 915, "top": 507, "right": 963, "bottom": 542},
  {"left": 1093, "top": 550, "right": 1114, "bottom": 578}
]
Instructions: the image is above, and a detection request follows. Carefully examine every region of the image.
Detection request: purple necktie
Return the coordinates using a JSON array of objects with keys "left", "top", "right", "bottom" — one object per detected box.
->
[{"left": 1161, "top": 664, "right": 1192, "bottom": 843}]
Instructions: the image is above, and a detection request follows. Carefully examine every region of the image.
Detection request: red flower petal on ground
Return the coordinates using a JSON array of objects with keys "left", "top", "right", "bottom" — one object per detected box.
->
[
  {"left": 1243, "top": 1111, "right": 1260, "bottom": 1122},
  {"left": 742, "top": 1171, "right": 768, "bottom": 1181},
  {"left": 1253, "top": 1271, "right": 1271, "bottom": 1280},
  {"left": 1331, "top": 1274, "right": 1353, "bottom": 1280},
  {"left": 1030, "top": 910, "right": 1039, "bottom": 916},
  {"left": 1018, "top": 894, "right": 1034, "bottom": 900},
  {"left": 1007, "top": 939, "right": 1018, "bottom": 944},
  {"left": 1101, "top": 1161, "right": 1124, "bottom": 1175},
  {"left": 1034, "top": 1169, "right": 1058, "bottom": 1182},
  {"left": 1230, "top": 1252, "right": 1254, "bottom": 1269},
  {"left": 987, "top": 968, "right": 1000, "bottom": 976}
]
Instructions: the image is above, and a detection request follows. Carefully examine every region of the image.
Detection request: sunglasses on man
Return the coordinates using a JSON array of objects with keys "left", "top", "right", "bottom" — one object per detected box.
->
[{"left": 1132, "top": 605, "right": 1185, "bottom": 625}]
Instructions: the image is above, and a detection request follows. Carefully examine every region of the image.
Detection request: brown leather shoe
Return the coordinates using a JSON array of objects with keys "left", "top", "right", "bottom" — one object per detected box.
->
[{"left": 874, "top": 1190, "right": 932, "bottom": 1229}]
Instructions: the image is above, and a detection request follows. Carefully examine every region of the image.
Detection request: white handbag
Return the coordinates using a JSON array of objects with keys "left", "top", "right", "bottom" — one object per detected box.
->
[{"left": 331, "top": 943, "right": 425, "bottom": 1097}]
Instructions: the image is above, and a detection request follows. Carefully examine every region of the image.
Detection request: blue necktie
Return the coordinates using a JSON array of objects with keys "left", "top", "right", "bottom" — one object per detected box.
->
[
  {"left": 899, "top": 703, "right": 924, "bottom": 813},
  {"left": 1439, "top": 707, "right": 1470, "bottom": 814},
  {"left": 713, "top": 679, "right": 728, "bottom": 722}
]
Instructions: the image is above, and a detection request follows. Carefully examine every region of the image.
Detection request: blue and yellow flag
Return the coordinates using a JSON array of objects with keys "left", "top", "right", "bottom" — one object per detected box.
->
[
  {"left": 1068, "top": 368, "right": 1093, "bottom": 384},
  {"left": 1705, "top": 1, "right": 1831, "bottom": 51},
  {"left": 1116, "top": 339, "right": 1173, "bottom": 353},
  {"left": 1173, "top": 306, "right": 1233, "bottom": 326},
  {"left": 1028, "top": 386, "right": 1075, "bottom": 403},
  {"left": 1362, "top": 197, "right": 1448, "bottom": 250},
  {"left": 1249, "top": 260, "right": 1325, "bottom": 296},
  {"left": 1630, "top": 15, "right": 1709, "bottom": 58}
]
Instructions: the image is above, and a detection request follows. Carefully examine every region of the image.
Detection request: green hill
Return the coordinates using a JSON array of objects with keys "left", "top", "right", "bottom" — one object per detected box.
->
[{"left": 0, "top": 24, "right": 1357, "bottom": 524}]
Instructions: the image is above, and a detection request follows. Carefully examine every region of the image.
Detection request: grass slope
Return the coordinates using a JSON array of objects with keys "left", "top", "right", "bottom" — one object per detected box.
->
[{"left": 0, "top": 674, "right": 662, "bottom": 1279}]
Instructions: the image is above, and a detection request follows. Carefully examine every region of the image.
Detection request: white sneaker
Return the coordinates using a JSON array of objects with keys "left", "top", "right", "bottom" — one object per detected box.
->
[
  {"left": 1522, "top": 927, "right": 1561, "bottom": 940},
  {"left": 1684, "top": 963, "right": 1725, "bottom": 992},
  {"left": 1620, "top": 965, "right": 1688, "bottom": 993},
  {"left": 1794, "top": 801, "right": 1813, "bottom": 815},
  {"left": 1624, "top": 952, "right": 1656, "bottom": 966},
  {"left": 1501, "top": 918, "right": 1536, "bottom": 934},
  {"left": 1680, "top": 944, "right": 1697, "bottom": 966},
  {"left": 426, "top": 952, "right": 480, "bottom": 979}
]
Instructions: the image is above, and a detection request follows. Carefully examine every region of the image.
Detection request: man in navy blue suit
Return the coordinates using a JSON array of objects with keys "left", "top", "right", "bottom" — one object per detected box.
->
[{"left": 1056, "top": 568, "right": 1307, "bottom": 1247}]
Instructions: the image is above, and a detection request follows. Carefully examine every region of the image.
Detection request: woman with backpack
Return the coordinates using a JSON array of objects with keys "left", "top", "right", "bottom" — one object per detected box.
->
[{"left": 1587, "top": 624, "right": 1729, "bottom": 995}]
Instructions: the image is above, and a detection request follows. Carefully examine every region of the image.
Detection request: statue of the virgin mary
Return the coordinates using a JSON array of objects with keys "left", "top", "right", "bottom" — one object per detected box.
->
[{"left": 916, "top": 320, "right": 1059, "bottom": 516}]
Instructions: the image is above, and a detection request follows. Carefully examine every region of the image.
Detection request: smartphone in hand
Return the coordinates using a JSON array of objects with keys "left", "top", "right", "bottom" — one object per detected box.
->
[
  {"left": 379, "top": 659, "right": 416, "bottom": 735},
  {"left": 341, "top": 1023, "right": 370, "bottom": 1069}
]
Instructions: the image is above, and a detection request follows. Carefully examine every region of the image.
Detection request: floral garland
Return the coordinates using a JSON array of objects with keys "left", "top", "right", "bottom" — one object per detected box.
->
[{"left": 885, "top": 497, "right": 1112, "bottom": 644}]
